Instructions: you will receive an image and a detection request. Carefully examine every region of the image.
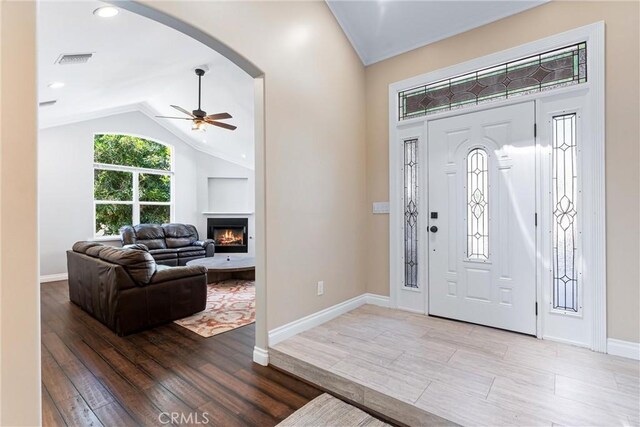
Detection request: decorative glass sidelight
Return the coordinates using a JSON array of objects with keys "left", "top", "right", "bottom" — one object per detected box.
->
[
  {"left": 552, "top": 114, "right": 579, "bottom": 312},
  {"left": 404, "top": 139, "right": 419, "bottom": 288},
  {"left": 399, "top": 43, "right": 587, "bottom": 120},
  {"left": 467, "top": 148, "right": 489, "bottom": 260}
]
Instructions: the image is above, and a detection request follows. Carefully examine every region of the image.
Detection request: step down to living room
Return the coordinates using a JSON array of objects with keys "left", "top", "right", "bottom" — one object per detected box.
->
[{"left": 269, "top": 305, "right": 640, "bottom": 426}]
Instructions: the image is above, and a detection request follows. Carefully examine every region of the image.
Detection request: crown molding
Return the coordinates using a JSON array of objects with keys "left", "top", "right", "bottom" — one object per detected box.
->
[
  {"left": 324, "top": 1, "right": 367, "bottom": 65},
  {"left": 326, "top": 0, "right": 549, "bottom": 66}
]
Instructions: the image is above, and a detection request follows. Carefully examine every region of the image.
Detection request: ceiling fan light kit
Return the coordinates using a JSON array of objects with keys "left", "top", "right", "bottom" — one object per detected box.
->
[
  {"left": 192, "top": 120, "right": 207, "bottom": 132},
  {"left": 156, "top": 68, "right": 237, "bottom": 133}
]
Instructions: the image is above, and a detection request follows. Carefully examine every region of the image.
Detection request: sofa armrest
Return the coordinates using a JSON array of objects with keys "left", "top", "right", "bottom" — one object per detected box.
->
[
  {"left": 194, "top": 239, "right": 215, "bottom": 257},
  {"left": 150, "top": 265, "right": 207, "bottom": 284},
  {"left": 123, "top": 243, "right": 149, "bottom": 252},
  {"left": 120, "top": 225, "right": 136, "bottom": 245}
]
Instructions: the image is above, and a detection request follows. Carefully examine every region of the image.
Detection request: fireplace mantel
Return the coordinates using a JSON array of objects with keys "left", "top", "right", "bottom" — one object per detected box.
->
[{"left": 202, "top": 212, "right": 254, "bottom": 215}]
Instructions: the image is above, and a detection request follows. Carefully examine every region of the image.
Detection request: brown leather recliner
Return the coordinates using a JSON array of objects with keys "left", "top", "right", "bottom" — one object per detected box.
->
[
  {"left": 120, "top": 223, "right": 214, "bottom": 266},
  {"left": 67, "top": 241, "right": 207, "bottom": 336}
]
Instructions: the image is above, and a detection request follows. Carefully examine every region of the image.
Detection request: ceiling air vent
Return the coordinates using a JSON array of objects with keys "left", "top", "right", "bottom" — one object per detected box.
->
[
  {"left": 39, "top": 100, "right": 57, "bottom": 107},
  {"left": 55, "top": 53, "right": 93, "bottom": 65}
]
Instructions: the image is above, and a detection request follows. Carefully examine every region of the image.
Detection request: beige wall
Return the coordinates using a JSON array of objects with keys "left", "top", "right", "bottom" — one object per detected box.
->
[
  {"left": 0, "top": 1, "right": 637, "bottom": 420},
  {"left": 142, "top": 1, "right": 368, "bottom": 330},
  {"left": 365, "top": 1, "right": 640, "bottom": 343},
  {"left": 0, "top": 1, "right": 40, "bottom": 424},
  {"left": 0, "top": 0, "right": 367, "bottom": 419}
]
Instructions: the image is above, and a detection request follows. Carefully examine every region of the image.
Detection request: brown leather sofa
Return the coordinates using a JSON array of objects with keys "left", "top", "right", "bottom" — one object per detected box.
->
[
  {"left": 67, "top": 241, "right": 207, "bottom": 335},
  {"left": 120, "top": 223, "right": 214, "bottom": 266}
]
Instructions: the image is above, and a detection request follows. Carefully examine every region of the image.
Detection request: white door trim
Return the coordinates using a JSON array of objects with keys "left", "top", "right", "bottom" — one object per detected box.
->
[{"left": 388, "top": 22, "right": 606, "bottom": 352}]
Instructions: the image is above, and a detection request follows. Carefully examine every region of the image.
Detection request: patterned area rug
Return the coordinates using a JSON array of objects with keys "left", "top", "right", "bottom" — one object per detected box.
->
[{"left": 174, "top": 280, "right": 255, "bottom": 337}]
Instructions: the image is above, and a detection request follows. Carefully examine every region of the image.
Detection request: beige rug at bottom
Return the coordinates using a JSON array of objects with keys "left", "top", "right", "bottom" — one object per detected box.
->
[
  {"left": 277, "top": 394, "right": 391, "bottom": 427},
  {"left": 174, "top": 280, "right": 255, "bottom": 337}
]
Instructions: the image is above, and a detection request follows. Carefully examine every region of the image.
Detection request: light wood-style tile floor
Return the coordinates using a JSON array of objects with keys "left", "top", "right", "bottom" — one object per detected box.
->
[{"left": 271, "top": 305, "right": 640, "bottom": 426}]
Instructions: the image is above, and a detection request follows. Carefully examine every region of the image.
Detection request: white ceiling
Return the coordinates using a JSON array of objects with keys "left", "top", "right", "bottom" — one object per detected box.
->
[
  {"left": 326, "top": 0, "right": 548, "bottom": 65},
  {"left": 37, "top": 1, "right": 255, "bottom": 169}
]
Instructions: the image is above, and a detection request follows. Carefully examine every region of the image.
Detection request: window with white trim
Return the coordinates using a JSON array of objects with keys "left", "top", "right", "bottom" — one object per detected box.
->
[{"left": 93, "top": 134, "right": 173, "bottom": 237}]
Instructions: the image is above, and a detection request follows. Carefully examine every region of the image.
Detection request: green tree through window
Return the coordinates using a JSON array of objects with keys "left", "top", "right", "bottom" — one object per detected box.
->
[
  {"left": 95, "top": 134, "right": 171, "bottom": 170},
  {"left": 94, "top": 135, "right": 172, "bottom": 236}
]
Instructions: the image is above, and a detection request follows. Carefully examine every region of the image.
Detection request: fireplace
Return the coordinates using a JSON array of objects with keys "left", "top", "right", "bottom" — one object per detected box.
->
[{"left": 207, "top": 218, "right": 248, "bottom": 253}]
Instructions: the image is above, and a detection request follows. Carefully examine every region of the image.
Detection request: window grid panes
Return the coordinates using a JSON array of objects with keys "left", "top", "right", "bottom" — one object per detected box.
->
[
  {"left": 404, "top": 139, "right": 419, "bottom": 288},
  {"left": 139, "top": 173, "right": 171, "bottom": 202},
  {"left": 93, "top": 135, "right": 172, "bottom": 237},
  {"left": 467, "top": 148, "right": 489, "bottom": 260},
  {"left": 399, "top": 43, "right": 587, "bottom": 120},
  {"left": 94, "top": 169, "right": 132, "bottom": 201},
  {"left": 552, "top": 114, "right": 578, "bottom": 312},
  {"left": 94, "top": 204, "right": 133, "bottom": 237},
  {"left": 140, "top": 204, "right": 171, "bottom": 225}
]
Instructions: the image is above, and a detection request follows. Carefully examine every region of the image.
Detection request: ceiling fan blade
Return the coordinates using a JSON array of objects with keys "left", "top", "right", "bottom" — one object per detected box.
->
[
  {"left": 206, "top": 112, "right": 232, "bottom": 120},
  {"left": 156, "top": 116, "right": 194, "bottom": 120},
  {"left": 171, "top": 105, "right": 195, "bottom": 117},
  {"left": 206, "top": 119, "right": 237, "bottom": 131}
]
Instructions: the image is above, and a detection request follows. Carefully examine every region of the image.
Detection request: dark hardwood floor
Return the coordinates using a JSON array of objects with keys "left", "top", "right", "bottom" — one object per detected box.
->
[{"left": 41, "top": 281, "right": 322, "bottom": 426}]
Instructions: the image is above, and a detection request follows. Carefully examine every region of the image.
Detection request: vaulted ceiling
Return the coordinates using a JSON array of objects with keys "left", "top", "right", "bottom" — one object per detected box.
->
[
  {"left": 38, "top": 1, "right": 549, "bottom": 169},
  {"left": 326, "top": 0, "right": 548, "bottom": 65},
  {"left": 37, "top": 1, "right": 255, "bottom": 168}
]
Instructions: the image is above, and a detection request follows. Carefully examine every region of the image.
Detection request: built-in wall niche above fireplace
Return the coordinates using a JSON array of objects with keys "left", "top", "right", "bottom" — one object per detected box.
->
[
  {"left": 207, "top": 217, "right": 248, "bottom": 253},
  {"left": 207, "top": 177, "right": 250, "bottom": 213}
]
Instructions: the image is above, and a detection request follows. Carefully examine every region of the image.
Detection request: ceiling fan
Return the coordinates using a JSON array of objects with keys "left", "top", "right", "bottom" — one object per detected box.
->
[{"left": 156, "top": 68, "right": 237, "bottom": 132}]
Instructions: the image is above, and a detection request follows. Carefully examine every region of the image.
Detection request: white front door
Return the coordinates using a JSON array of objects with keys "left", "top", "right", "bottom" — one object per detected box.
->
[{"left": 427, "top": 102, "right": 537, "bottom": 335}]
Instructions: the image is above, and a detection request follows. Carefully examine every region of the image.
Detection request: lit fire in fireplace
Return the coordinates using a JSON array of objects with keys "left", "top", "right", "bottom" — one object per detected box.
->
[{"left": 215, "top": 228, "right": 244, "bottom": 246}]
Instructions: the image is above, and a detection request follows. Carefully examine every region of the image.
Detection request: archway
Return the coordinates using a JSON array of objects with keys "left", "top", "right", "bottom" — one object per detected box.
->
[
  {"left": 103, "top": 5, "right": 269, "bottom": 362},
  {"left": 33, "top": 1, "right": 267, "bottom": 423}
]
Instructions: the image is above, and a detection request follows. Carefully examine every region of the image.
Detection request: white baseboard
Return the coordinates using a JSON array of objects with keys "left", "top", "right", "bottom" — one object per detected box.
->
[
  {"left": 266, "top": 293, "right": 640, "bottom": 362},
  {"left": 607, "top": 338, "right": 640, "bottom": 360},
  {"left": 364, "top": 293, "right": 391, "bottom": 307},
  {"left": 253, "top": 346, "right": 269, "bottom": 366},
  {"left": 40, "top": 273, "right": 68, "bottom": 283},
  {"left": 268, "top": 293, "right": 389, "bottom": 347}
]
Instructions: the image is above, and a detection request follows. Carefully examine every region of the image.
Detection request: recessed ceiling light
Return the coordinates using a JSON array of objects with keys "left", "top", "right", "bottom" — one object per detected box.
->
[
  {"left": 48, "top": 82, "right": 65, "bottom": 89},
  {"left": 93, "top": 6, "right": 119, "bottom": 18}
]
